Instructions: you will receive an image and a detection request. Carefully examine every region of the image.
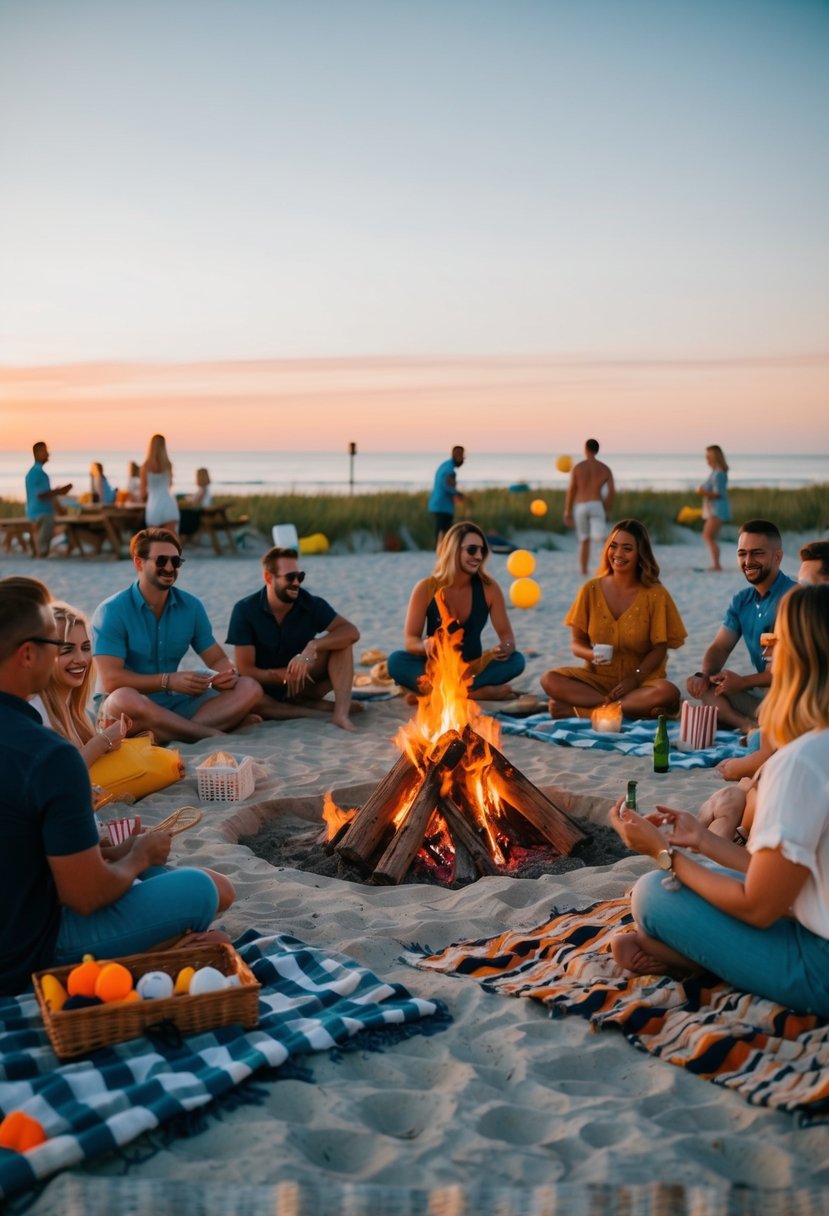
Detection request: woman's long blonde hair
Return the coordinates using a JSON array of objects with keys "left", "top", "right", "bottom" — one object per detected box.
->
[
  {"left": 144, "top": 433, "right": 172, "bottom": 474},
  {"left": 706, "top": 445, "right": 729, "bottom": 472},
  {"left": 431, "top": 521, "right": 492, "bottom": 590},
  {"left": 760, "top": 584, "right": 829, "bottom": 747},
  {"left": 39, "top": 603, "right": 95, "bottom": 747},
  {"left": 595, "top": 519, "right": 661, "bottom": 587}
]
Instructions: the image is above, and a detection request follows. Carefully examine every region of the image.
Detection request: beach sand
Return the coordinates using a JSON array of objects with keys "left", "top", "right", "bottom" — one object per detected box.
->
[{"left": 4, "top": 530, "right": 827, "bottom": 1214}]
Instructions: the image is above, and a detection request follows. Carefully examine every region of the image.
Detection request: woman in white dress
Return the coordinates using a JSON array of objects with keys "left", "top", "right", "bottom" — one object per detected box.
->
[{"left": 140, "top": 434, "right": 180, "bottom": 532}]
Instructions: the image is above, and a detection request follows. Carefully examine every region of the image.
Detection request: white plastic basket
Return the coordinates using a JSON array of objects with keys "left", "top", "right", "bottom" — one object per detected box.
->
[{"left": 196, "top": 754, "right": 256, "bottom": 802}]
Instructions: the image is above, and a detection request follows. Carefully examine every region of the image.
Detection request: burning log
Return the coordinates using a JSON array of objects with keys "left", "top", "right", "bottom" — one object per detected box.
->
[
  {"left": 438, "top": 796, "right": 499, "bottom": 878},
  {"left": 372, "top": 735, "right": 466, "bottom": 885},
  {"left": 336, "top": 752, "right": 419, "bottom": 866},
  {"left": 485, "top": 742, "right": 587, "bottom": 855}
]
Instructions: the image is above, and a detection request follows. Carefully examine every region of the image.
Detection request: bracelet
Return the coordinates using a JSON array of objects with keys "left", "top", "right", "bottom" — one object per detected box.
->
[
  {"left": 101, "top": 732, "right": 114, "bottom": 752},
  {"left": 694, "top": 671, "right": 708, "bottom": 679},
  {"left": 161, "top": 672, "right": 170, "bottom": 692}
]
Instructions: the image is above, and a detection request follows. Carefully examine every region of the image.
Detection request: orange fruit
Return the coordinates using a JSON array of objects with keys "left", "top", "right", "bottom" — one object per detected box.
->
[
  {"left": 95, "top": 962, "right": 134, "bottom": 1003},
  {"left": 67, "top": 955, "right": 101, "bottom": 998},
  {"left": 0, "top": 1110, "right": 47, "bottom": 1152}
]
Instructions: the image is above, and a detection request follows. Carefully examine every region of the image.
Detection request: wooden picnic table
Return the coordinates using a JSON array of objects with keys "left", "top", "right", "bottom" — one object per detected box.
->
[
  {"left": 186, "top": 504, "right": 245, "bottom": 555},
  {"left": 56, "top": 506, "right": 146, "bottom": 559}
]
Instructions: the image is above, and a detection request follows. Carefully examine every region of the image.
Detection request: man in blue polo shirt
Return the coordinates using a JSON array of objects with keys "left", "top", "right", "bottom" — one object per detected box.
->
[
  {"left": 228, "top": 546, "right": 360, "bottom": 732},
  {"left": 0, "top": 575, "right": 225, "bottom": 996},
  {"left": 25, "top": 441, "right": 73, "bottom": 558},
  {"left": 92, "top": 528, "right": 262, "bottom": 744},
  {"left": 686, "top": 519, "right": 796, "bottom": 733}
]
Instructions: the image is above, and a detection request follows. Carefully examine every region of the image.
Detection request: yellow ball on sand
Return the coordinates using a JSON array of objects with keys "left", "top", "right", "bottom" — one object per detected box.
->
[
  {"left": 509, "top": 578, "right": 542, "bottom": 609},
  {"left": 555, "top": 455, "right": 573, "bottom": 474},
  {"left": 506, "top": 549, "right": 536, "bottom": 578},
  {"left": 530, "top": 499, "right": 548, "bottom": 517}
]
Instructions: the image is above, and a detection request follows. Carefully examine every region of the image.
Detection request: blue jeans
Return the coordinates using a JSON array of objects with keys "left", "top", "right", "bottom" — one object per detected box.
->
[
  {"left": 632, "top": 866, "right": 829, "bottom": 1017},
  {"left": 387, "top": 649, "right": 526, "bottom": 695},
  {"left": 54, "top": 867, "right": 219, "bottom": 965}
]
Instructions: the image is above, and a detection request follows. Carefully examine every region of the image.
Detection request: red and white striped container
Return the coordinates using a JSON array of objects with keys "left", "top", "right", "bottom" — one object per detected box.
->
[{"left": 678, "top": 702, "right": 718, "bottom": 751}]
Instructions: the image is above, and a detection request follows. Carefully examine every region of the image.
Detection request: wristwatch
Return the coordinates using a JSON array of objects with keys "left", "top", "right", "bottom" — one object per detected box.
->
[{"left": 655, "top": 847, "right": 674, "bottom": 871}]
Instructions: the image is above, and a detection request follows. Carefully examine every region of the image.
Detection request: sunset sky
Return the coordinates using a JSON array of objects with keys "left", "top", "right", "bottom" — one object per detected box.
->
[{"left": 1, "top": 0, "right": 827, "bottom": 453}]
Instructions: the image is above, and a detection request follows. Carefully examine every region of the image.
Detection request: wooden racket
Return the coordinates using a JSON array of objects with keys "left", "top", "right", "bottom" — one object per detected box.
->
[{"left": 149, "top": 806, "right": 203, "bottom": 836}]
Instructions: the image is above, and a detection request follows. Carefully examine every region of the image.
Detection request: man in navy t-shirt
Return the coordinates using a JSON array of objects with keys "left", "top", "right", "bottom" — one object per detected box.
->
[
  {"left": 0, "top": 576, "right": 228, "bottom": 997},
  {"left": 227, "top": 547, "right": 360, "bottom": 732}
]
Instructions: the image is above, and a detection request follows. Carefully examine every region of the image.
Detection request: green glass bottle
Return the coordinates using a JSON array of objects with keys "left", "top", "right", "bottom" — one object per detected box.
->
[
  {"left": 625, "top": 780, "right": 638, "bottom": 813},
  {"left": 653, "top": 714, "right": 670, "bottom": 774}
]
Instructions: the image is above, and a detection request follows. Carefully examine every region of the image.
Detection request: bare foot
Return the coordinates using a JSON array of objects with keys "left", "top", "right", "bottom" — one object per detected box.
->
[
  {"left": 611, "top": 931, "right": 694, "bottom": 979},
  {"left": 405, "top": 692, "right": 419, "bottom": 706},
  {"left": 331, "top": 714, "right": 357, "bottom": 732},
  {"left": 470, "top": 685, "right": 516, "bottom": 702},
  {"left": 547, "top": 698, "right": 578, "bottom": 720},
  {"left": 172, "top": 928, "right": 233, "bottom": 949},
  {"left": 239, "top": 713, "right": 263, "bottom": 728}
]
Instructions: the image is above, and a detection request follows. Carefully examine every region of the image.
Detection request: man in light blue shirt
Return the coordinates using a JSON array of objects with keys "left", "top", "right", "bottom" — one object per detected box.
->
[
  {"left": 92, "top": 528, "right": 262, "bottom": 743},
  {"left": 25, "top": 441, "right": 73, "bottom": 558},
  {"left": 686, "top": 519, "right": 796, "bottom": 733},
  {"left": 427, "top": 445, "right": 465, "bottom": 548}
]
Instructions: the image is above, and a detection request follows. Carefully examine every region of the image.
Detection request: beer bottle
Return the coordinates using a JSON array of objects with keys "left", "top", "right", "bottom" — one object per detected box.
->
[
  {"left": 653, "top": 714, "right": 670, "bottom": 774},
  {"left": 625, "top": 780, "right": 638, "bottom": 813}
]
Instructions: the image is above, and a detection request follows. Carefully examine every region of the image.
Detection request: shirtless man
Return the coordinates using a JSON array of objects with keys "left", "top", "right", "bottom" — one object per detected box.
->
[{"left": 563, "top": 439, "right": 615, "bottom": 575}]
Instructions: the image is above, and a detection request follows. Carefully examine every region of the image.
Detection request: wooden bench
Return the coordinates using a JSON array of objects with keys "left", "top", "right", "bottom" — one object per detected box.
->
[{"left": 0, "top": 518, "right": 35, "bottom": 556}]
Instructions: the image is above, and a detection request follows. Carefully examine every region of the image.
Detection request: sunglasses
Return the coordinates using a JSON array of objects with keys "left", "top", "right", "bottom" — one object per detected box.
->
[
  {"left": 150, "top": 555, "right": 185, "bottom": 569},
  {"left": 279, "top": 570, "right": 306, "bottom": 584},
  {"left": 461, "top": 544, "right": 486, "bottom": 557},
  {"left": 22, "top": 636, "right": 63, "bottom": 648}
]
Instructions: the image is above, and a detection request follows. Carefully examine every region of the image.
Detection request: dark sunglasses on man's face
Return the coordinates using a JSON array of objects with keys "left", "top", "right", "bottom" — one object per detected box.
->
[
  {"left": 461, "top": 544, "right": 486, "bottom": 557},
  {"left": 150, "top": 555, "right": 185, "bottom": 570},
  {"left": 22, "top": 636, "right": 62, "bottom": 648},
  {"left": 280, "top": 570, "right": 306, "bottom": 584}
]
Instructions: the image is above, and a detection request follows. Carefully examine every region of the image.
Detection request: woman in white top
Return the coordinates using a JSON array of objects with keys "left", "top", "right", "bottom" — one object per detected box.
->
[
  {"left": 610, "top": 583, "right": 829, "bottom": 1015},
  {"left": 140, "top": 434, "right": 180, "bottom": 532}
]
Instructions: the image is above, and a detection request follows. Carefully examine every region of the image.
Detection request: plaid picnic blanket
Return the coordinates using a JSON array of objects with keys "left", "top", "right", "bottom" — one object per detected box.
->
[
  {"left": 408, "top": 898, "right": 829, "bottom": 1123},
  {"left": 0, "top": 929, "right": 446, "bottom": 1203},
  {"left": 495, "top": 713, "right": 747, "bottom": 769}
]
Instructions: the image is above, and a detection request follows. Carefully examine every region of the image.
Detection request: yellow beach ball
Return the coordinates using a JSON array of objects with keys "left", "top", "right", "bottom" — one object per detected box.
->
[
  {"left": 509, "top": 578, "right": 542, "bottom": 609},
  {"left": 506, "top": 549, "right": 536, "bottom": 578},
  {"left": 555, "top": 455, "right": 573, "bottom": 474},
  {"left": 530, "top": 498, "right": 548, "bottom": 517}
]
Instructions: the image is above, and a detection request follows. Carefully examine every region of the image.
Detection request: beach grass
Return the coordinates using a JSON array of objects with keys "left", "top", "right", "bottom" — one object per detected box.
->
[{"left": 2, "top": 484, "right": 826, "bottom": 549}]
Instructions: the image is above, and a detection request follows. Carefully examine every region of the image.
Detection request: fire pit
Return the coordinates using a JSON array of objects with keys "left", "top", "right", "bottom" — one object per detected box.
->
[{"left": 241, "top": 595, "right": 618, "bottom": 887}]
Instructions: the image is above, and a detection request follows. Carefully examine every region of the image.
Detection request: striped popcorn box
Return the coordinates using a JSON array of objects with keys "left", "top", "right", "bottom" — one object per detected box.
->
[
  {"left": 99, "top": 816, "right": 141, "bottom": 846},
  {"left": 678, "top": 702, "right": 718, "bottom": 751}
]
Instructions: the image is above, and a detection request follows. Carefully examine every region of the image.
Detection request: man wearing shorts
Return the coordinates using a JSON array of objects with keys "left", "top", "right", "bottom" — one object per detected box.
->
[
  {"left": 92, "top": 528, "right": 262, "bottom": 743},
  {"left": 686, "top": 520, "right": 796, "bottom": 734},
  {"left": 563, "top": 439, "right": 615, "bottom": 574}
]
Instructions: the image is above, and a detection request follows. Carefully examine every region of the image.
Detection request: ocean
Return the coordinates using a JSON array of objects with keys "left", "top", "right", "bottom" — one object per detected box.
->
[{"left": 1, "top": 450, "right": 827, "bottom": 502}]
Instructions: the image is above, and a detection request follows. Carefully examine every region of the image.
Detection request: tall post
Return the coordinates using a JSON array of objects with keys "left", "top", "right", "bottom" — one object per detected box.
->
[{"left": 348, "top": 441, "right": 357, "bottom": 495}]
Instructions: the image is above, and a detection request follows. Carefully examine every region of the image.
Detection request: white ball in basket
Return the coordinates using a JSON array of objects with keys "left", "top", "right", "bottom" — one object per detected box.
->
[
  {"left": 136, "top": 970, "right": 174, "bottom": 1000},
  {"left": 189, "top": 966, "right": 229, "bottom": 995}
]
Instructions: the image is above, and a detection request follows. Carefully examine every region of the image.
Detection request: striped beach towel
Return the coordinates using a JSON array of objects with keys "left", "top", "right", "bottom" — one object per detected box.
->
[
  {"left": 408, "top": 899, "right": 829, "bottom": 1122},
  {"left": 0, "top": 929, "right": 446, "bottom": 1203},
  {"left": 495, "top": 713, "right": 747, "bottom": 769}
]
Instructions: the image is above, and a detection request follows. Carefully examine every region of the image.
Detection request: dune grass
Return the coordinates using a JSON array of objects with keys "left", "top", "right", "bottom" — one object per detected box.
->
[{"left": 1, "top": 484, "right": 826, "bottom": 550}]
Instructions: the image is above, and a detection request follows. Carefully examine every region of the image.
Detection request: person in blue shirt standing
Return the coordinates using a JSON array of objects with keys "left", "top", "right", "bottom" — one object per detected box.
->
[
  {"left": 25, "top": 441, "right": 73, "bottom": 558},
  {"left": 697, "top": 444, "right": 731, "bottom": 572},
  {"left": 427, "top": 445, "right": 466, "bottom": 548},
  {"left": 686, "top": 519, "right": 796, "bottom": 734}
]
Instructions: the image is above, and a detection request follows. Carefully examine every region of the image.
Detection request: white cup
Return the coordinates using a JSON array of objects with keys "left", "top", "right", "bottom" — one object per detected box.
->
[{"left": 592, "top": 644, "right": 613, "bottom": 665}]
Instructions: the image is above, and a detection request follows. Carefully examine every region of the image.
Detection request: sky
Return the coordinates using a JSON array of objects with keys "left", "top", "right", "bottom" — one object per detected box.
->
[{"left": 1, "top": 0, "right": 827, "bottom": 453}]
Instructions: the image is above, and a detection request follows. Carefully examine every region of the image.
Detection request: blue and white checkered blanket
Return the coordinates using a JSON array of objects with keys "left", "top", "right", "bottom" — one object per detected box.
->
[
  {"left": 495, "top": 713, "right": 747, "bottom": 769},
  {"left": 0, "top": 929, "right": 445, "bottom": 1203}
]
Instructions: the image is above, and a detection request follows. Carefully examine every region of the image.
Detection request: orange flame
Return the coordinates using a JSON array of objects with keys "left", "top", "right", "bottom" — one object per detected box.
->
[{"left": 322, "top": 791, "right": 355, "bottom": 839}]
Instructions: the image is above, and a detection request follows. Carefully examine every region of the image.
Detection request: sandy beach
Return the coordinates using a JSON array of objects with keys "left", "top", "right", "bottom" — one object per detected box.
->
[{"left": 4, "top": 527, "right": 827, "bottom": 1215}]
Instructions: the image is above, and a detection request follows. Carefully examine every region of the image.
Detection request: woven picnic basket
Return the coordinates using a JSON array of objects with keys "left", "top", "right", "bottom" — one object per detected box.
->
[{"left": 33, "top": 941, "right": 260, "bottom": 1060}]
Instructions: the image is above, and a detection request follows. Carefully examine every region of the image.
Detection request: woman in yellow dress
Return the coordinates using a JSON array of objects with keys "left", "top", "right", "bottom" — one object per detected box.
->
[{"left": 541, "top": 519, "right": 687, "bottom": 720}]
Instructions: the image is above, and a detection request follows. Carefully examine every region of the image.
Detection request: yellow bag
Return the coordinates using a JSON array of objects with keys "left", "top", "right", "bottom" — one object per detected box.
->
[{"left": 89, "top": 734, "right": 184, "bottom": 803}]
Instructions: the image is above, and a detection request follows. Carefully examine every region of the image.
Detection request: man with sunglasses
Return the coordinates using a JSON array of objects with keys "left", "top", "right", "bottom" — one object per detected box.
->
[
  {"left": 0, "top": 576, "right": 225, "bottom": 996},
  {"left": 91, "top": 529, "right": 262, "bottom": 743},
  {"left": 227, "top": 546, "right": 360, "bottom": 731}
]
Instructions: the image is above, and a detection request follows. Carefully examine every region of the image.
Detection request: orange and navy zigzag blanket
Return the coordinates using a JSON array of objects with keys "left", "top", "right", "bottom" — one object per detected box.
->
[{"left": 408, "top": 897, "right": 829, "bottom": 1123}]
